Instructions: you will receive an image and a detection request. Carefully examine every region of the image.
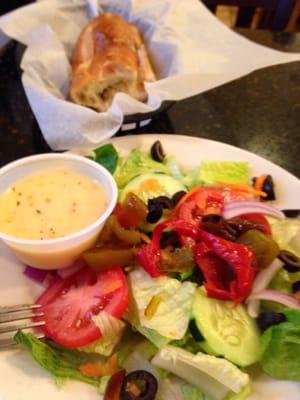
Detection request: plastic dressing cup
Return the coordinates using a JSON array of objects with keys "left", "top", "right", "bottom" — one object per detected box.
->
[{"left": 0, "top": 153, "right": 117, "bottom": 269}]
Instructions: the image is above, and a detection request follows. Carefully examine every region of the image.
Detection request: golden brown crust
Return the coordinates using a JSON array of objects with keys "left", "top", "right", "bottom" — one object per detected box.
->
[{"left": 70, "top": 13, "right": 156, "bottom": 112}]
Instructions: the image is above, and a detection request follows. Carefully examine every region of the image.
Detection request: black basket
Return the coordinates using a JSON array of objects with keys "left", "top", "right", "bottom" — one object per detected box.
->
[{"left": 15, "top": 42, "right": 175, "bottom": 135}]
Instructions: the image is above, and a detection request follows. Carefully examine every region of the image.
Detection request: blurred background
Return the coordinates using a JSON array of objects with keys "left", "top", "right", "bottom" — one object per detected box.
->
[{"left": 1, "top": 0, "right": 299, "bottom": 31}]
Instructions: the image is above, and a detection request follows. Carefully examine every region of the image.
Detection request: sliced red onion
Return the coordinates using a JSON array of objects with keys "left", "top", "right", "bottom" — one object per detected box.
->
[
  {"left": 24, "top": 266, "right": 56, "bottom": 285},
  {"left": 247, "top": 259, "right": 283, "bottom": 318},
  {"left": 223, "top": 201, "right": 285, "bottom": 220},
  {"left": 248, "top": 289, "right": 300, "bottom": 310},
  {"left": 57, "top": 259, "right": 86, "bottom": 278}
]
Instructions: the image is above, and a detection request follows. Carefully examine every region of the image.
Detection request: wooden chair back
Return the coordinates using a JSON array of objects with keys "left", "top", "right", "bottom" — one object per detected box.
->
[{"left": 202, "top": 0, "right": 299, "bottom": 31}]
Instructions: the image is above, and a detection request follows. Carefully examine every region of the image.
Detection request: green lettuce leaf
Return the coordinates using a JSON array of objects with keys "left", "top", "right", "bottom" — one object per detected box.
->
[
  {"left": 98, "top": 375, "right": 110, "bottom": 395},
  {"left": 176, "top": 269, "right": 195, "bottom": 282},
  {"left": 165, "top": 157, "right": 184, "bottom": 181},
  {"left": 181, "top": 381, "right": 204, "bottom": 400},
  {"left": 269, "top": 269, "right": 300, "bottom": 295},
  {"left": 182, "top": 161, "right": 249, "bottom": 190},
  {"left": 262, "top": 269, "right": 300, "bottom": 312},
  {"left": 182, "top": 166, "right": 203, "bottom": 190},
  {"left": 137, "top": 326, "right": 171, "bottom": 348},
  {"left": 113, "top": 149, "right": 170, "bottom": 188},
  {"left": 260, "top": 309, "right": 300, "bottom": 381},
  {"left": 79, "top": 311, "right": 126, "bottom": 356},
  {"left": 91, "top": 144, "right": 118, "bottom": 174},
  {"left": 199, "top": 161, "right": 249, "bottom": 185},
  {"left": 285, "top": 308, "right": 300, "bottom": 324},
  {"left": 224, "top": 384, "right": 252, "bottom": 400},
  {"left": 268, "top": 217, "right": 300, "bottom": 257},
  {"left": 114, "top": 329, "right": 158, "bottom": 366},
  {"left": 14, "top": 331, "right": 105, "bottom": 386},
  {"left": 171, "top": 332, "right": 203, "bottom": 354}
]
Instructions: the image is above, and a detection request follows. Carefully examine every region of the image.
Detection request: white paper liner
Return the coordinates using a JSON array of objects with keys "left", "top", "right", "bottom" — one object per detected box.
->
[{"left": 0, "top": 0, "right": 299, "bottom": 150}]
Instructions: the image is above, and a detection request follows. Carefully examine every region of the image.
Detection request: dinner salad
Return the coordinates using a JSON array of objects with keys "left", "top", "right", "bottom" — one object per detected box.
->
[{"left": 16, "top": 141, "right": 300, "bottom": 400}]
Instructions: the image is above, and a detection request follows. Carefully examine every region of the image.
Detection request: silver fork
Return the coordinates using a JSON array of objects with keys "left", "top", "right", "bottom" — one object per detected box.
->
[{"left": 0, "top": 304, "right": 45, "bottom": 349}]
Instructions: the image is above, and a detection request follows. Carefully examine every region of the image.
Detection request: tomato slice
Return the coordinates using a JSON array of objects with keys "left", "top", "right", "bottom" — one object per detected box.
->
[
  {"left": 234, "top": 213, "right": 272, "bottom": 236},
  {"left": 36, "top": 267, "right": 128, "bottom": 348},
  {"left": 175, "top": 187, "right": 252, "bottom": 224}
]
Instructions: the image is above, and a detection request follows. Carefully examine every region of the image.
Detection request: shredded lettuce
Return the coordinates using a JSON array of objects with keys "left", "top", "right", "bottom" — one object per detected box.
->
[
  {"left": 152, "top": 345, "right": 249, "bottom": 400},
  {"left": 128, "top": 268, "right": 196, "bottom": 340},
  {"left": 113, "top": 149, "right": 170, "bottom": 188},
  {"left": 79, "top": 311, "right": 126, "bottom": 356},
  {"left": 260, "top": 309, "right": 300, "bottom": 381},
  {"left": 199, "top": 161, "right": 249, "bottom": 185}
]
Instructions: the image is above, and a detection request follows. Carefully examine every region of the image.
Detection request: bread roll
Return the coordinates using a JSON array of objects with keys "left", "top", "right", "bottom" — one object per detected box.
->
[{"left": 70, "top": 12, "right": 155, "bottom": 112}]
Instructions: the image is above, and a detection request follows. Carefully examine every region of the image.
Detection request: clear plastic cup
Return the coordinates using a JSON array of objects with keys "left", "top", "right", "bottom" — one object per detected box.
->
[{"left": 0, "top": 153, "right": 118, "bottom": 269}]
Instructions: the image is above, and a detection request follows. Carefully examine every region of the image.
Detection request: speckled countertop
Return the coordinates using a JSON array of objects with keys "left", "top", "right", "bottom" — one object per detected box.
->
[{"left": 0, "top": 28, "right": 299, "bottom": 176}]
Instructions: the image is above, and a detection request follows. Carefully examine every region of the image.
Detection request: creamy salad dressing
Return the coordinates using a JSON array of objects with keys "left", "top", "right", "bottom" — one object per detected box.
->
[{"left": 0, "top": 169, "right": 107, "bottom": 240}]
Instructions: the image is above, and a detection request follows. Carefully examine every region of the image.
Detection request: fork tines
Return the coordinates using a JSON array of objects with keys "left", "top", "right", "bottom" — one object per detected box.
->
[{"left": 0, "top": 304, "right": 45, "bottom": 349}]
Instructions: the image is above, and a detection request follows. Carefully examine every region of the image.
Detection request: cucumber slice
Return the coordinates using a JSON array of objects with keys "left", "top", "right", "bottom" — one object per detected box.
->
[
  {"left": 120, "top": 173, "right": 186, "bottom": 204},
  {"left": 192, "top": 288, "right": 261, "bottom": 367}
]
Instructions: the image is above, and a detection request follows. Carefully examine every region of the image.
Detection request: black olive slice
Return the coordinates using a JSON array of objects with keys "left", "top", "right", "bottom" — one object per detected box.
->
[
  {"left": 202, "top": 214, "right": 222, "bottom": 223},
  {"left": 262, "top": 175, "right": 276, "bottom": 201},
  {"left": 146, "top": 205, "right": 163, "bottom": 224},
  {"left": 257, "top": 311, "right": 286, "bottom": 331},
  {"left": 292, "top": 280, "right": 300, "bottom": 293},
  {"left": 172, "top": 190, "right": 187, "bottom": 206},
  {"left": 121, "top": 370, "right": 158, "bottom": 400},
  {"left": 149, "top": 196, "right": 173, "bottom": 210},
  {"left": 189, "top": 267, "right": 205, "bottom": 285},
  {"left": 150, "top": 141, "right": 165, "bottom": 162},
  {"left": 279, "top": 250, "right": 300, "bottom": 272},
  {"left": 189, "top": 319, "right": 204, "bottom": 342},
  {"left": 160, "top": 231, "right": 181, "bottom": 249},
  {"left": 252, "top": 175, "right": 276, "bottom": 201},
  {"left": 282, "top": 209, "right": 300, "bottom": 218}
]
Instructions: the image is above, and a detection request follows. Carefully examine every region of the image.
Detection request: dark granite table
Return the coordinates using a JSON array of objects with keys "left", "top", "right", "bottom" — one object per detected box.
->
[{"left": 0, "top": 29, "right": 299, "bottom": 176}]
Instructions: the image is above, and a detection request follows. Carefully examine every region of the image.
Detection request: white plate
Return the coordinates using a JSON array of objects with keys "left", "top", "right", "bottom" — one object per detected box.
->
[{"left": 0, "top": 134, "right": 299, "bottom": 400}]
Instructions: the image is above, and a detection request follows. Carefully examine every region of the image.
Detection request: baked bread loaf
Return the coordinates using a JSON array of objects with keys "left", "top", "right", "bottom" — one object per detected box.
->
[{"left": 70, "top": 12, "right": 156, "bottom": 112}]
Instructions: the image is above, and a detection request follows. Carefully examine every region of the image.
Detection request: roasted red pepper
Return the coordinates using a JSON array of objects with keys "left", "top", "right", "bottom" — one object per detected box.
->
[
  {"left": 135, "top": 220, "right": 199, "bottom": 277},
  {"left": 135, "top": 241, "right": 162, "bottom": 277},
  {"left": 136, "top": 219, "right": 256, "bottom": 304},
  {"left": 195, "top": 230, "right": 257, "bottom": 303}
]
